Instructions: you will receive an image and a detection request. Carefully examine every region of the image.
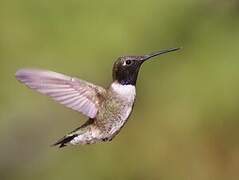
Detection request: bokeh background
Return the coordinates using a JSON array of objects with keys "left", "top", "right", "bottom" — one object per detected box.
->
[{"left": 1, "top": 0, "right": 239, "bottom": 180}]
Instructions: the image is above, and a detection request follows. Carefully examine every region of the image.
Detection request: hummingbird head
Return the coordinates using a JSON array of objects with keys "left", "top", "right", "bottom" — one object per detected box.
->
[{"left": 112, "top": 47, "right": 181, "bottom": 85}]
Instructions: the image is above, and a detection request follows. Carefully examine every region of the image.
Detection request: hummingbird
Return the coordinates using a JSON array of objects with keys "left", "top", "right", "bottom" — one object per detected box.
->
[{"left": 15, "top": 47, "right": 180, "bottom": 148}]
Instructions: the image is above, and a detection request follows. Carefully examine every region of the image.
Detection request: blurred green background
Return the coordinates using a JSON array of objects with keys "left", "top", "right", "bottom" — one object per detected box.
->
[{"left": 1, "top": 0, "right": 239, "bottom": 180}]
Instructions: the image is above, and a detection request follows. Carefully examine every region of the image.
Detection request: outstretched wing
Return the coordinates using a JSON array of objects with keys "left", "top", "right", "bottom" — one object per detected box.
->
[{"left": 15, "top": 69, "right": 106, "bottom": 118}]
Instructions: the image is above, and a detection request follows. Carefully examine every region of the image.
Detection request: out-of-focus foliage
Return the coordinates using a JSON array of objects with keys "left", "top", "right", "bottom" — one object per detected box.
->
[{"left": 1, "top": 0, "right": 239, "bottom": 179}]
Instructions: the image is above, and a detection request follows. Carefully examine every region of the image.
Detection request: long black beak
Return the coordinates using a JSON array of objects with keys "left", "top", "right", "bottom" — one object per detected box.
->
[{"left": 142, "top": 47, "right": 181, "bottom": 61}]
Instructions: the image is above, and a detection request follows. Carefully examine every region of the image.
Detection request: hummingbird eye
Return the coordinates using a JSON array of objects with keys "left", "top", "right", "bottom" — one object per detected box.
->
[{"left": 125, "top": 60, "right": 132, "bottom": 65}]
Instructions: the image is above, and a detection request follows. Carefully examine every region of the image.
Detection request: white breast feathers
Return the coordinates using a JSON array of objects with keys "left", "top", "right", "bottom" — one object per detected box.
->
[{"left": 110, "top": 82, "right": 136, "bottom": 102}]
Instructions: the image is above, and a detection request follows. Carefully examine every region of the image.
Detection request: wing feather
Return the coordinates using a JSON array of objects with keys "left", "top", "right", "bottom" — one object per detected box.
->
[{"left": 15, "top": 69, "right": 106, "bottom": 118}]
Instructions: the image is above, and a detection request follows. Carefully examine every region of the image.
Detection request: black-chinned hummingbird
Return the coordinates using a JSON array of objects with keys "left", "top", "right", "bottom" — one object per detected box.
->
[{"left": 16, "top": 47, "right": 180, "bottom": 148}]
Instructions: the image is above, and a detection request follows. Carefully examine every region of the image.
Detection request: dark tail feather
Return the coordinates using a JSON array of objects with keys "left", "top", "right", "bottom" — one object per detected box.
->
[
  {"left": 52, "top": 134, "right": 78, "bottom": 148},
  {"left": 52, "top": 120, "right": 94, "bottom": 148}
]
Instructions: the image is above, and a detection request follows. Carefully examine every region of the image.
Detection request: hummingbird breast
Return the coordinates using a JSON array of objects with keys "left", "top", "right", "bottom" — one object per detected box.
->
[{"left": 95, "top": 82, "right": 136, "bottom": 139}]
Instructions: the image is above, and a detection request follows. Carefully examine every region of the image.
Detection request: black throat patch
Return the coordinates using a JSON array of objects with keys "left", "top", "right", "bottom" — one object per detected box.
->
[{"left": 112, "top": 57, "right": 143, "bottom": 85}]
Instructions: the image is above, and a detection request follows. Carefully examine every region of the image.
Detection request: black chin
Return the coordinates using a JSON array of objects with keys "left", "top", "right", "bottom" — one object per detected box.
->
[
  {"left": 117, "top": 68, "right": 140, "bottom": 85},
  {"left": 118, "top": 78, "right": 136, "bottom": 85},
  {"left": 113, "top": 59, "right": 142, "bottom": 86}
]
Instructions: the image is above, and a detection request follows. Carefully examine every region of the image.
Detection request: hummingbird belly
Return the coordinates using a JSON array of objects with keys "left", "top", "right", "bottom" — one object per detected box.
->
[{"left": 95, "top": 83, "right": 136, "bottom": 140}]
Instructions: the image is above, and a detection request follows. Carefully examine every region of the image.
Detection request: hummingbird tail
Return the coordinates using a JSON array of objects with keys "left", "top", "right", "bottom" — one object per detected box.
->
[
  {"left": 52, "top": 119, "right": 96, "bottom": 148},
  {"left": 52, "top": 134, "right": 78, "bottom": 148}
]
